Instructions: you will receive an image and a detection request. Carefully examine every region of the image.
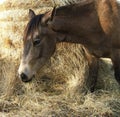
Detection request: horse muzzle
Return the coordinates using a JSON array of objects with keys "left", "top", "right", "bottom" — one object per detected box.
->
[
  {"left": 19, "top": 72, "right": 35, "bottom": 83},
  {"left": 18, "top": 61, "right": 35, "bottom": 82}
]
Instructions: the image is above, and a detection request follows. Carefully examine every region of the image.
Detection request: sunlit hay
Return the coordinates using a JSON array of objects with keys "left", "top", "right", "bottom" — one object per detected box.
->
[
  {"left": 0, "top": 0, "right": 120, "bottom": 116},
  {"left": 55, "top": 43, "right": 89, "bottom": 96},
  {"left": 3, "top": 38, "right": 14, "bottom": 48},
  {"left": 83, "top": 91, "right": 120, "bottom": 116},
  {"left": 0, "top": 0, "right": 52, "bottom": 12},
  {"left": 83, "top": 94, "right": 112, "bottom": 114},
  {"left": 14, "top": 91, "right": 120, "bottom": 116},
  {"left": 33, "top": 43, "right": 89, "bottom": 97},
  {"left": 97, "top": 58, "right": 120, "bottom": 92},
  {"left": 1, "top": 59, "right": 18, "bottom": 97},
  {"left": 0, "top": 38, "right": 22, "bottom": 97}
]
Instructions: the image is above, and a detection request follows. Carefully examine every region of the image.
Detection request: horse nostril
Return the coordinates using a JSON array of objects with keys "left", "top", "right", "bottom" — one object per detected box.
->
[{"left": 20, "top": 73, "right": 28, "bottom": 82}]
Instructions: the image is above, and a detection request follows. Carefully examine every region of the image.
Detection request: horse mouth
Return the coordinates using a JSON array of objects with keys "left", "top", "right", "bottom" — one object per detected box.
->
[{"left": 22, "top": 77, "right": 33, "bottom": 83}]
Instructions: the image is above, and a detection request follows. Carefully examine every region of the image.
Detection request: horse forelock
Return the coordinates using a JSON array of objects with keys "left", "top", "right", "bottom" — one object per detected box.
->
[{"left": 23, "top": 14, "right": 44, "bottom": 42}]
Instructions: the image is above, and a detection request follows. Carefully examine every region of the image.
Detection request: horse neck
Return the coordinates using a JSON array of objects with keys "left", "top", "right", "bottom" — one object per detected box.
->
[
  {"left": 57, "top": 33, "right": 84, "bottom": 44},
  {"left": 54, "top": 1, "right": 100, "bottom": 44}
]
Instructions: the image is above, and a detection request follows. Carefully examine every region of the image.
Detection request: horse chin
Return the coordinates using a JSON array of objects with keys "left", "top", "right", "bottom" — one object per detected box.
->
[{"left": 22, "top": 78, "right": 32, "bottom": 83}]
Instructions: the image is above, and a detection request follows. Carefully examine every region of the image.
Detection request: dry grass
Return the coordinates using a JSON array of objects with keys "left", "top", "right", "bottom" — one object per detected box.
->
[{"left": 0, "top": 0, "right": 120, "bottom": 116}]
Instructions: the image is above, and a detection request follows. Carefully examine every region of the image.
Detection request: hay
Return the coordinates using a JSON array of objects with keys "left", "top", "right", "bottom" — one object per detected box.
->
[{"left": 0, "top": 0, "right": 120, "bottom": 116}]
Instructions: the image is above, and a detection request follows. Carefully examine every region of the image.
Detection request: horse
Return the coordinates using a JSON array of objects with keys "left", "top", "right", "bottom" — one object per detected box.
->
[{"left": 18, "top": 0, "right": 120, "bottom": 92}]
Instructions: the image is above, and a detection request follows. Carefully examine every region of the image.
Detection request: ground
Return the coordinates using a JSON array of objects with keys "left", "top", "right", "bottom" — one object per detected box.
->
[{"left": 0, "top": 0, "right": 120, "bottom": 117}]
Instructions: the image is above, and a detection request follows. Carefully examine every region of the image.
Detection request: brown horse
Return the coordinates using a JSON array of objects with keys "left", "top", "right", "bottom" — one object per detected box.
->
[{"left": 18, "top": 0, "right": 120, "bottom": 91}]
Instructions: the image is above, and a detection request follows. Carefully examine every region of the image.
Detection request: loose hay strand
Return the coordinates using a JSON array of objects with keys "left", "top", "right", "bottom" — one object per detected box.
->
[{"left": 0, "top": 0, "right": 120, "bottom": 116}]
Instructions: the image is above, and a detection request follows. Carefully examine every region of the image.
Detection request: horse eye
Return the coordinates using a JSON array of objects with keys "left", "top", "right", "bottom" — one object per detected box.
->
[{"left": 33, "top": 39, "right": 41, "bottom": 46}]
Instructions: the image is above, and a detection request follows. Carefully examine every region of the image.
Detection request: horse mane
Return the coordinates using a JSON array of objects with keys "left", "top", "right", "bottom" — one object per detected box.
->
[
  {"left": 55, "top": 0, "right": 95, "bottom": 17},
  {"left": 76, "top": 0, "right": 94, "bottom": 6}
]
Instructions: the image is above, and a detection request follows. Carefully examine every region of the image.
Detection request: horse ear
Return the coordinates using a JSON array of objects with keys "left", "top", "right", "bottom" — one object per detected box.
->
[
  {"left": 50, "top": 7, "right": 56, "bottom": 21},
  {"left": 47, "top": 7, "right": 57, "bottom": 28},
  {"left": 29, "top": 9, "right": 36, "bottom": 19},
  {"left": 41, "top": 7, "right": 56, "bottom": 25}
]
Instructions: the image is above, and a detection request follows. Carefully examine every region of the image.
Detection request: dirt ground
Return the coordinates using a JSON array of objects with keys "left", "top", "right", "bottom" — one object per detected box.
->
[{"left": 0, "top": 0, "right": 120, "bottom": 117}]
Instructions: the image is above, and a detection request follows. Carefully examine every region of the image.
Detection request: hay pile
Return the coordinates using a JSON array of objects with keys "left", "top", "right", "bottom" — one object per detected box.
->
[{"left": 0, "top": 0, "right": 120, "bottom": 116}]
